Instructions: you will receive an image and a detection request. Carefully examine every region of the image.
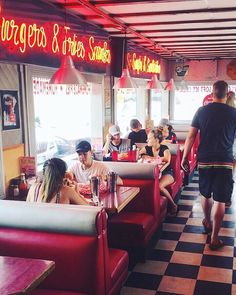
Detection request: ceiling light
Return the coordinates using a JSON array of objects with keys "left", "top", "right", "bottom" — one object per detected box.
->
[
  {"left": 113, "top": 34, "right": 138, "bottom": 89},
  {"left": 49, "top": 55, "right": 87, "bottom": 85},
  {"left": 146, "top": 74, "right": 163, "bottom": 90}
]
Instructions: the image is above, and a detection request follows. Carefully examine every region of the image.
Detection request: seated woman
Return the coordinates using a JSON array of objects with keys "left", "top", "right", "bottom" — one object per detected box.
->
[
  {"left": 26, "top": 158, "right": 89, "bottom": 205},
  {"left": 139, "top": 129, "right": 177, "bottom": 215}
]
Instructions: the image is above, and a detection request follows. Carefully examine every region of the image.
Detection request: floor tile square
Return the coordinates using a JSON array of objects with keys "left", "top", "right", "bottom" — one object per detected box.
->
[
  {"left": 180, "top": 195, "right": 197, "bottom": 200},
  {"left": 147, "top": 249, "right": 173, "bottom": 262},
  {"left": 232, "top": 285, "right": 236, "bottom": 295},
  {"left": 203, "top": 244, "right": 233, "bottom": 257},
  {"left": 158, "top": 276, "right": 196, "bottom": 295},
  {"left": 160, "top": 231, "right": 181, "bottom": 241},
  {"left": 224, "top": 214, "right": 235, "bottom": 221},
  {"left": 175, "top": 241, "right": 205, "bottom": 253},
  {"left": 192, "top": 204, "right": 202, "bottom": 213},
  {"left": 170, "top": 251, "right": 202, "bottom": 266},
  {"left": 185, "top": 183, "right": 199, "bottom": 188},
  {"left": 178, "top": 205, "right": 193, "bottom": 211},
  {"left": 219, "top": 228, "right": 234, "bottom": 237},
  {"left": 182, "top": 190, "right": 199, "bottom": 196},
  {"left": 164, "top": 216, "right": 188, "bottom": 225},
  {"left": 177, "top": 210, "right": 191, "bottom": 218},
  {"left": 155, "top": 239, "right": 178, "bottom": 251},
  {"left": 125, "top": 272, "right": 162, "bottom": 290},
  {"left": 183, "top": 187, "right": 199, "bottom": 192},
  {"left": 165, "top": 263, "right": 199, "bottom": 279},
  {"left": 232, "top": 270, "right": 236, "bottom": 284},
  {"left": 194, "top": 280, "right": 232, "bottom": 295},
  {"left": 179, "top": 232, "right": 207, "bottom": 244},
  {"left": 121, "top": 287, "right": 156, "bottom": 295},
  {"left": 225, "top": 207, "right": 234, "bottom": 214},
  {"left": 201, "top": 254, "right": 233, "bottom": 269},
  {"left": 178, "top": 199, "right": 195, "bottom": 206},
  {"left": 133, "top": 261, "right": 168, "bottom": 276},
  {"left": 162, "top": 223, "right": 185, "bottom": 233},
  {"left": 189, "top": 211, "right": 204, "bottom": 218},
  {"left": 197, "top": 266, "right": 232, "bottom": 284},
  {"left": 184, "top": 225, "right": 204, "bottom": 234},
  {"left": 186, "top": 218, "right": 202, "bottom": 227},
  {"left": 222, "top": 220, "right": 235, "bottom": 228}
]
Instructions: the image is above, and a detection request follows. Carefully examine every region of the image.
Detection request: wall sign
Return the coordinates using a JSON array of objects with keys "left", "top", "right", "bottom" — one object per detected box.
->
[
  {"left": 0, "top": 16, "right": 111, "bottom": 72},
  {"left": 127, "top": 52, "right": 161, "bottom": 76},
  {"left": 1, "top": 90, "right": 20, "bottom": 131}
]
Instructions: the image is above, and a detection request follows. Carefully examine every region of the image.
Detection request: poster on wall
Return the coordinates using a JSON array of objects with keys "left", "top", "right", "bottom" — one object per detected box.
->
[{"left": 1, "top": 90, "right": 20, "bottom": 130}]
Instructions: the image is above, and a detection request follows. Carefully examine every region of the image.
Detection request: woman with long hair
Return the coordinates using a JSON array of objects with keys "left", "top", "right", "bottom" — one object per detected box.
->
[
  {"left": 139, "top": 129, "right": 177, "bottom": 215},
  {"left": 27, "top": 158, "right": 88, "bottom": 204}
]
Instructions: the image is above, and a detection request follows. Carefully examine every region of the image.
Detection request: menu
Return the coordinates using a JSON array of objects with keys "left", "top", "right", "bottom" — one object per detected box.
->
[{"left": 19, "top": 156, "right": 36, "bottom": 177}]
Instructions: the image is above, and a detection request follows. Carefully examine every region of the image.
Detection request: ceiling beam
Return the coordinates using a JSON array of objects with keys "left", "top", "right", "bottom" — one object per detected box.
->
[
  {"left": 72, "top": 0, "right": 184, "bottom": 58},
  {"left": 102, "top": 18, "right": 236, "bottom": 28},
  {"left": 107, "top": 7, "right": 236, "bottom": 18}
]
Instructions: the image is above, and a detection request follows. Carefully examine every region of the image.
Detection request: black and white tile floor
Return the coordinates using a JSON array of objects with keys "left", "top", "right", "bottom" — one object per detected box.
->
[{"left": 121, "top": 171, "right": 236, "bottom": 295}]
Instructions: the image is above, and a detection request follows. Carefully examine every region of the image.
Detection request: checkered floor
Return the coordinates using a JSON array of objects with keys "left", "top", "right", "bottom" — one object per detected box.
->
[{"left": 120, "top": 171, "right": 236, "bottom": 295}]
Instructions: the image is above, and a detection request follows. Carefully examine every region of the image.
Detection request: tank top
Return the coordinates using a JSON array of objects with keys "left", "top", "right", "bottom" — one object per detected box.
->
[
  {"left": 34, "top": 183, "right": 60, "bottom": 203},
  {"left": 144, "top": 144, "right": 172, "bottom": 174}
]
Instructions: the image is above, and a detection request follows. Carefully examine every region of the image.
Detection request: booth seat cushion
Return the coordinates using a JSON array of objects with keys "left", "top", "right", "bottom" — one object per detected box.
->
[
  {"left": 108, "top": 212, "right": 156, "bottom": 246},
  {"left": 109, "top": 248, "right": 129, "bottom": 294}
]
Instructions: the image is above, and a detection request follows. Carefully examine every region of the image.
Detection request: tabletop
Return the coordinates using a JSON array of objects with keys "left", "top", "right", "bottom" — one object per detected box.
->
[
  {"left": 100, "top": 186, "right": 140, "bottom": 214},
  {"left": 0, "top": 256, "right": 55, "bottom": 295}
]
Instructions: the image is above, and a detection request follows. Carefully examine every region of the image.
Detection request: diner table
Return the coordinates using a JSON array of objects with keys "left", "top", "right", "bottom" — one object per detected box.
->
[
  {"left": 0, "top": 256, "right": 55, "bottom": 294},
  {"left": 100, "top": 186, "right": 140, "bottom": 214}
]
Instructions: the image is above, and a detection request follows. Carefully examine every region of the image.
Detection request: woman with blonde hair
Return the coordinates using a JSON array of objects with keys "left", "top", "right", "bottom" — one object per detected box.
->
[
  {"left": 139, "top": 128, "right": 177, "bottom": 215},
  {"left": 27, "top": 158, "right": 89, "bottom": 205}
]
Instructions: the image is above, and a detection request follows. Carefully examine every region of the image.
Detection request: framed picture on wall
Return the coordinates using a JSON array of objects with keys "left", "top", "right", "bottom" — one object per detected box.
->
[{"left": 1, "top": 90, "right": 20, "bottom": 130}]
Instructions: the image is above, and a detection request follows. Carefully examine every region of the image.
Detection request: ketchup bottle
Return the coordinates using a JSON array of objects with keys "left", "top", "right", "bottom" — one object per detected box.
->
[{"left": 19, "top": 173, "right": 28, "bottom": 199}]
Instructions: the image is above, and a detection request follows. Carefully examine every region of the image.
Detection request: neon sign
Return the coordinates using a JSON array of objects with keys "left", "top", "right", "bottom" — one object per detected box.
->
[
  {"left": 0, "top": 17, "right": 111, "bottom": 64},
  {"left": 127, "top": 52, "right": 160, "bottom": 75}
]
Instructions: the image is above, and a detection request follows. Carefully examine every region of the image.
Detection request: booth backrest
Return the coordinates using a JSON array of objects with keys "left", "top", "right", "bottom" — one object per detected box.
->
[
  {"left": 104, "top": 162, "right": 160, "bottom": 220},
  {"left": 175, "top": 131, "right": 188, "bottom": 142},
  {"left": 0, "top": 201, "right": 107, "bottom": 295},
  {"left": 104, "top": 162, "right": 156, "bottom": 179}
]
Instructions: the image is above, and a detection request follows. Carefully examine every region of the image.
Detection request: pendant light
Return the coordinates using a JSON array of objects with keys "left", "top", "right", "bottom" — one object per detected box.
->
[
  {"left": 113, "top": 31, "right": 138, "bottom": 89},
  {"left": 49, "top": 55, "right": 87, "bottom": 85},
  {"left": 49, "top": 0, "right": 86, "bottom": 86},
  {"left": 164, "top": 78, "right": 176, "bottom": 91},
  {"left": 147, "top": 74, "right": 163, "bottom": 90}
]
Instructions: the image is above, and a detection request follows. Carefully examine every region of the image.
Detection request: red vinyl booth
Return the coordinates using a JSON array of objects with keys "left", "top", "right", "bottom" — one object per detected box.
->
[
  {"left": 0, "top": 201, "right": 128, "bottom": 295},
  {"left": 103, "top": 162, "right": 166, "bottom": 250}
]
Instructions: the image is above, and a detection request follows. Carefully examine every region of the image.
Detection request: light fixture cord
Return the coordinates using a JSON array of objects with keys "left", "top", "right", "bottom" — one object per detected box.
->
[
  {"left": 122, "top": 29, "right": 127, "bottom": 69},
  {"left": 64, "top": 0, "right": 67, "bottom": 27}
]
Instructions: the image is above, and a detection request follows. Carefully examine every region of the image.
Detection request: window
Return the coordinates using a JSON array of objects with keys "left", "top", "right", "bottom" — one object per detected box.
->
[
  {"left": 116, "top": 88, "right": 137, "bottom": 135},
  {"left": 32, "top": 77, "right": 103, "bottom": 170},
  {"left": 150, "top": 89, "right": 162, "bottom": 126},
  {"left": 173, "top": 85, "right": 212, "bottom": 121}
]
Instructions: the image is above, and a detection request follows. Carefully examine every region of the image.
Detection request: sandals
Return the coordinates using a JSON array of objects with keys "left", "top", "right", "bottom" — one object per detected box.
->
[
  {"left": 169, "top": 204, "right": 178, "bottom": 217},
  {"left": 209, "top": 239, "right": 224, "bottom": 251},
  {"left": 202, "top": 219, "right": 212, "bottom": 234}
]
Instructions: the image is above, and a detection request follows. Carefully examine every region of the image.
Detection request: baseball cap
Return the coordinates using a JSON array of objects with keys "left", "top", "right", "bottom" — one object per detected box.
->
[
  {"left": 109, "top": 125, "right": 120, "bottom": 136},
  {"left": 75, "top": 140, "right": 91, "bottom": 153},
  {"left": 159, "top": 118, "right": 169, "bottom": 127}
]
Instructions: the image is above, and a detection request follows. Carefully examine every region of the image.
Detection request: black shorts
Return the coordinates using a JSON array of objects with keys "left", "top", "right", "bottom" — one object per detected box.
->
[{"left": 199, "top": 167, "right": 234, "bottom": 203}]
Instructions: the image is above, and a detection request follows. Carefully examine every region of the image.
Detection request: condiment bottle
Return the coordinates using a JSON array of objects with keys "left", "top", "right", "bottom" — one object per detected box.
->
[{"left": 19, "top": 173, "right": 28, "bottom": 199}]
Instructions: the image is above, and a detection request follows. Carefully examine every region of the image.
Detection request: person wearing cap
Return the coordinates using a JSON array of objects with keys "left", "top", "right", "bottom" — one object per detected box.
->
[
  {"left": 103, "top": 124, "right": 131, "bottom": 155},
  {"left": 128, "top": 119, "right": 147, "bottom": 147},
  {"left": 67, "top": 140, "right": 123, "bottom": 185}
]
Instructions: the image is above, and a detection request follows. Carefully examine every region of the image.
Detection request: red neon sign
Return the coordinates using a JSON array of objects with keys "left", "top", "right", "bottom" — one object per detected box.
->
[
  {"left": 127, "top": 52, "right": 161, "bottom": 75},
  {"left": 0, "top": 17, "right": 111, "bottom": 64}
]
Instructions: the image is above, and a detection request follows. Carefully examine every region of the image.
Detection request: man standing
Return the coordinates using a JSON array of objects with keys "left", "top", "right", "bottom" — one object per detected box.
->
[{"left": 181, "top": 80, "right": 236, "bottom": 250}]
